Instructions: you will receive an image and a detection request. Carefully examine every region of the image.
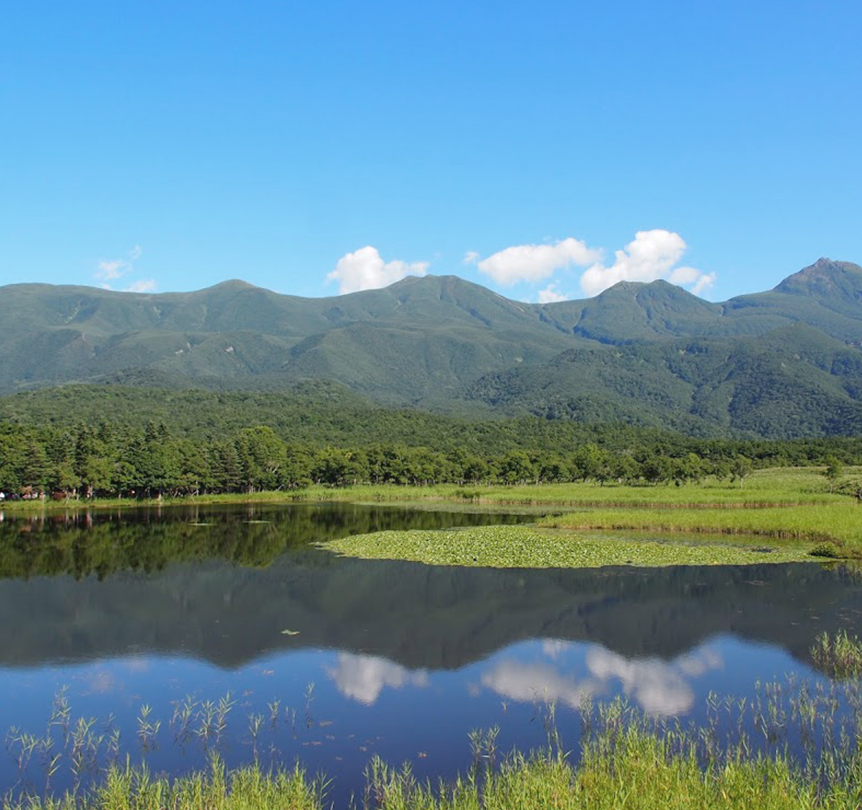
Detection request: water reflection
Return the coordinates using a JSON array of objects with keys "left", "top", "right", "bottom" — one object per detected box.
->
[
  {"left": 479, "top": 641, "right": 723, "bottom": 716},
  {"left": 0, "top": 503, "right": 861, "bottom": 803},
  {"left": 328, "top": 654, "right": 429, "bottom": 705}
]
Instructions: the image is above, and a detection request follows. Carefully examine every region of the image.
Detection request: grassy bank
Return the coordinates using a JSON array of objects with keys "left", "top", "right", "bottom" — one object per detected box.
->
[
  {"left": 0, "top": 468, "right": 853, "bottom": 516},
  {"left": 538, "top": 502, "right": 862, "bottom": 558},
  {"left": 5, "top": 468, "right": 860, "bottom": 565}
]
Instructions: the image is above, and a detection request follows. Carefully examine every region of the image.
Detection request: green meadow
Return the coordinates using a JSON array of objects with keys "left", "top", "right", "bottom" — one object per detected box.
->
[{"left": 319, "top": 468, "right": 862, "bottom": 567}]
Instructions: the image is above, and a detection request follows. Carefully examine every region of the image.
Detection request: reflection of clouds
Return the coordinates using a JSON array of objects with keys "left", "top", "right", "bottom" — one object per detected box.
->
[
  {"left": 586, "top": 649, "right": 694, "bottom": 716},
  {"left": 482, "top": 641, "right": 724, "bottom": 718},
  {"left": 481, "top": 661, "right": 601, "bottom": 709},
  {"left": 541, "top": 639, "right": 571, "bottom": 660},
  {"left": 676, "top": 648, "right": 723, "bottom": 678},
  {"left": 328, "top": 654, "right": 428, "bottom": 705}
]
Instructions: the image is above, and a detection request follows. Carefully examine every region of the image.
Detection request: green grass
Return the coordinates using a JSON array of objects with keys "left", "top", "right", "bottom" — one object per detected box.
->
[
  {"left": 1, "top": 468, "right": 851, "bottom": 516},
  {"left": 2, "top": 757, "right": 325, "bottom": 810},
  {"left": 321, "top": 525, "right": 815, "bottom": 568},
  {"left": 539, "top": 502, "right": 862, "bottom": 558},
  {"left": 8, "top": 468, "right": 857, "bottom": 568},
  {"left": 811, "top": 630, "right": 862, "bottom": 679},
  {"left": 11, "top": 680, "right": 862, "bottom": 810},
  {"left": 301, "top": 468, "right": 852, "bottom": 508}
]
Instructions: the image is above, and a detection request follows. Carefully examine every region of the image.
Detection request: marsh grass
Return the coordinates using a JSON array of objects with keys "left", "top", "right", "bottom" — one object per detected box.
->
[
  {"left": 540, "top": 502, "right": 862, "bottom": 559},
  {"left": 1, "top": 468, "right": 853, "bottom": 517},
  {"left": 812, "top": 631, "right": 862, "bottom": 679},
  {"left": 10, "top": 674, "right": 862, "bottom": 810},
  {"left": 2, "top": 757, "right": 326, "bottom": 810}
]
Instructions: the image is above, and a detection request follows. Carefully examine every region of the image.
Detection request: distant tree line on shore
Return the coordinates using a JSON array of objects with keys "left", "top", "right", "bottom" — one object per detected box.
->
[{"left": 1, "top": 419, "right": 861, "bottom": 499}]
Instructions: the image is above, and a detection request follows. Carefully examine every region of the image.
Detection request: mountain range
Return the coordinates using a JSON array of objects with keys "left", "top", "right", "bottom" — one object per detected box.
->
[{"left": 2, "top": 257, "right": 862, "bottom": 438}]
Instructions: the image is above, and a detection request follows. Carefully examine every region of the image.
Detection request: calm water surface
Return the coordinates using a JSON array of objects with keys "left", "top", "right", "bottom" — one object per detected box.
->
[{"left": 1, "top": 503, "right": 860, "bottom": 806}]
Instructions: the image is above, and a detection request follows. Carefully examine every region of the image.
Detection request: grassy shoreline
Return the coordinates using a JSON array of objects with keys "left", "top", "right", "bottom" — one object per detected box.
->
[
  {"left": 0, "top": 468, "right": 852, "bottom": 515},
  {"left": 5, "top": 468, "right": 859, "bottom": 566}
]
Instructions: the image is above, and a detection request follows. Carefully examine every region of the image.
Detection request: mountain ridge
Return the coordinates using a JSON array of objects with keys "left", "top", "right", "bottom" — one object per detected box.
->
[{"left": 2, "top": 258, "right": 862, "bottom": 437}]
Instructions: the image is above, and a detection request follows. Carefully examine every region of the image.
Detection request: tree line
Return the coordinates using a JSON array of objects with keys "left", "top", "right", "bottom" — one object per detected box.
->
[{"left": 1, "top": 419, "right": 860, "bottom": 499}]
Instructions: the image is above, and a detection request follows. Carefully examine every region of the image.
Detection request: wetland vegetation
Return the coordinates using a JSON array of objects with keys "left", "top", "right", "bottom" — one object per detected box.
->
[
  {"left": 317, "top": 469, "right": 862, "bottom": 567},
  {"left": 9, "top": 647, "right": 862, "bottom": 810}
]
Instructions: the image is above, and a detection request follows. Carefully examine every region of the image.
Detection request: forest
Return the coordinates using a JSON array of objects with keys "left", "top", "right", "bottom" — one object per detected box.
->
[{"left": 0, "top": 413, "right": 859, "bottom": 499}]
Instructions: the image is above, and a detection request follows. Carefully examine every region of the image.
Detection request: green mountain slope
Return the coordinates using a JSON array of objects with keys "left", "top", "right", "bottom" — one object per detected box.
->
[
  {"left": 0, "top": 275, "right": 576, "bottom": 400},
  {"left": 2, "top": 258, "right": 862, "bottom": 436},
  {"left": 465, "top": 325, "right": 862, "bottom": 437}
]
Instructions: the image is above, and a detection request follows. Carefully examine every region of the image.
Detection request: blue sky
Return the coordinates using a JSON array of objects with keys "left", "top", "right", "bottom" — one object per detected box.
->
[{"left": 2, "top": 0, "right": 860, "bottom": 303}]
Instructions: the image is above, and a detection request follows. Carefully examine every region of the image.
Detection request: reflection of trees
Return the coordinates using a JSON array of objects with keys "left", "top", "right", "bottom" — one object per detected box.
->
[
  {"left": 0, "top": 504, "right": 526, "bottom": 580},
  {"left": 0, "top": 526, "right": 861, "bottom": 673}
]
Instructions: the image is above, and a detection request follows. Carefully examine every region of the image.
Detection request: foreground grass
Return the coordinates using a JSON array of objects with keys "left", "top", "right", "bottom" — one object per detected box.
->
[
  {"left": 3, "top": 746, "right": 829, "bottom": 810},
  {"left": 322, "top": 525, "right": 815, "bottom": 568},
  {"left": 10, "top": 699, "right": 862, "bottom": 810},
  {"left": 3, "top": 760, "right": 325, "bottom": 810}
]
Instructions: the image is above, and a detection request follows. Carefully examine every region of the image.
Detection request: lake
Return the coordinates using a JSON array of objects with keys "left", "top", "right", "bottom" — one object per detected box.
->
[{"left": 1, "top": 502, "right": 860, "bottom": 806}]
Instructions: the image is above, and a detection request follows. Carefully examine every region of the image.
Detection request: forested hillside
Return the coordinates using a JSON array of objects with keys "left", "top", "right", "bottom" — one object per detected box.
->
[
  {"left": 1, "top": 383, "right": 861, "bottom": 498},
  {"left": 2, "top": 258, "right": 862, "bottom": 438}
]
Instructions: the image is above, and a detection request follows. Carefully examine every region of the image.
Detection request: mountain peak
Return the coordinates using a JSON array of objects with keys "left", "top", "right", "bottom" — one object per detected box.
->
[
  {"left": 773, "top": 258, "right": 862, "bottom": 294},
  {"left": 204, "top": 279, "right": 258, "bottom": 292}
]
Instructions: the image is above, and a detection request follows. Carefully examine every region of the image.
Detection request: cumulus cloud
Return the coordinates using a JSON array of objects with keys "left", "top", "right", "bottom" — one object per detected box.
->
[
  {"left": 327, "top": 653, "right": 428, "bottom": 705},
  {"left": 462, "top": 250, "right": 480, "bottom": 265},
  {"left": 476, "top": 238, "right": 602, "bottom": 286},
  {"left": 579, "top": 230, "right": 714, "bottom": 297},
  {"left": 94, "top": 245, "right": 153, "bottom": 291},
  {"left": 537, "top": 283, "right": 568, "bottom": 304},
  {"left": 328, "top": 246, "right": 429, "bottom": 294}
]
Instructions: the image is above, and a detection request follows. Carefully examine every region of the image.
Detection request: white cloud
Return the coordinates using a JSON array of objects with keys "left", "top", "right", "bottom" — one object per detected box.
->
[
  {"left": 327, "top": 653, "right": 428, "bottom": 705},
  {"left": 96, "top": 259, "right": 130, "bottom": 281},
  {"left": 125, "top": 279, "right": 157, "bottom": 293},
  {"left": 476, "top": 238, "right": 602, "bottom": 286},
  {"left": 327, "top": 246, "right": 429, "bottom": 294},
  {"left": 462, "top": 250, "right": 480, "bottom": 265},
  {"left": 94, "top": 245, "right": 148, "bottom": 289},
  {"left": 579, "top": 230, "right": 714, "bottom": 297},
  {"left": 537, "top": 283, "right": 568, "bottom": 304}
]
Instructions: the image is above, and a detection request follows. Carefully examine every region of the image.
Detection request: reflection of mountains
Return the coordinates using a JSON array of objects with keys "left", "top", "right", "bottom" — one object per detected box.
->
[{"left": 2, "top": 521, "right": 861, "bottom": 670}]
